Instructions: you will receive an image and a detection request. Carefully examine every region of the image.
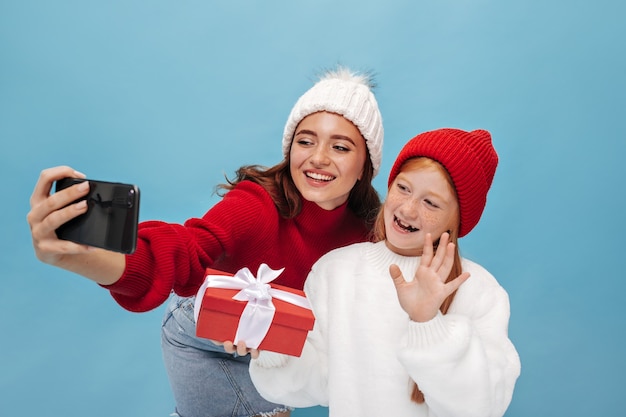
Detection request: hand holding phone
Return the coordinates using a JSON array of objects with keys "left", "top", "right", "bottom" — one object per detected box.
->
[{"left": 54, "top": 178, "right": 140, "bottom": 254}]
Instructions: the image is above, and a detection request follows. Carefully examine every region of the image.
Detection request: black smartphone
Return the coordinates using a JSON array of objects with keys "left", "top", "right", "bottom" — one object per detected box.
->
[{"left": 54, "top": 178, "right": 140, "bottom": 254}]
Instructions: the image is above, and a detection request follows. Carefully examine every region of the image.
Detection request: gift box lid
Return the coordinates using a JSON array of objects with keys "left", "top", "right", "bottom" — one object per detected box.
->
[{"left": 201, "top": 268, "right": 315, "bottom": 330}]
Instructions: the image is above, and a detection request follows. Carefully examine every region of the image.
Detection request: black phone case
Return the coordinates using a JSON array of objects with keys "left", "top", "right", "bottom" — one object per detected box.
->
[{"left": 55, "top": 178, "right": 140, "bottom": 254}]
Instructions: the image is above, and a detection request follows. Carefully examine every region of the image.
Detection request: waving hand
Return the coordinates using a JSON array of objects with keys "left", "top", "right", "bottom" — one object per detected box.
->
[{"left": 389, "top": 233, "right": 470, "bottom": 322}]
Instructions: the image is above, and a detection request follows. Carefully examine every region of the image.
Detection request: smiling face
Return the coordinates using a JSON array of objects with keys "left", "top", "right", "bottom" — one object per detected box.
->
[
  {"left": 383, "top": 158, "right": 460, "bottom": 256},
  {"left": 289, "top": 111, "right": 368, "bottom": 210}
]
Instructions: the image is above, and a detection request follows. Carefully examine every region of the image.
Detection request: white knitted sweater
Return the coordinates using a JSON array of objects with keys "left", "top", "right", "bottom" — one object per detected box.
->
[{"left": 250, "top": 241, "right": 520, "bottom": 417}]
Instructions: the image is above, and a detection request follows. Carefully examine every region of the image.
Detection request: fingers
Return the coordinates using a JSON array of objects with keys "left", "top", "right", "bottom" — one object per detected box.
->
[
  {"left": 27, "top": 178, "right": 90, "bottom": 236},
  {"left": 445, "top": 272, "right": 471, "bottom": 295},
  {"left": 34, "top": 232, "right": 92, "bottom": 255},
  {"left": 421, "top": 233, "right": 434, "bottom": 265},
  {"left": 222, "top": 340, "right": 258, "bottom": 357},
  {"left": 223, "top": 341, "right": 235, "bottom": 353},
  {"left": 389, "top": 264, "right": 406, "bottom": 287},
  {"left": 28, "top": 166, "right": 89, "bottom": 227},
  {"left": 429, "top": 232, "right": 450, "bottom": 271},
  {"left": 29, "top": 166, "right": 85, "bottom": 207},
  {"left": 437, "top": 241, "right": 456, "bottom": 280},
  {"left": 28, "top": 193, "right": 89, "bottom": 246},
  {"left": 236, "top": 341, "right": 249, "bottom": 356}
]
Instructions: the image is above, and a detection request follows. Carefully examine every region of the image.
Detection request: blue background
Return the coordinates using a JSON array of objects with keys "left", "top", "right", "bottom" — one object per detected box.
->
[{"left": 1, "top": 1, "right": 624, "bottom": 416}]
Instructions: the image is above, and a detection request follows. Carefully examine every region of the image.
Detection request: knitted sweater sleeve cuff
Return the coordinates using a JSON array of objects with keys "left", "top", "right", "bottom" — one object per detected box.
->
[
  {"left": 403, "top": 311, "right": 475, "bottom": 364},
  {"left": 252, "top": 350, "right": 291, "bottom": 368},
  {"left": 406, "top": 312, "right": 455, "bottom": 348},
  {"left": 101, "top": 252, "right": 174, "bottom": 312}
]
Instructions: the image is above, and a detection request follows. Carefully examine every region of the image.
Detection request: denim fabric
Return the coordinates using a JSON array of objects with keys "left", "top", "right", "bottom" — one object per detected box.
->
[{"left": 161, "top": 294, "right": 291, "bottom": 417}]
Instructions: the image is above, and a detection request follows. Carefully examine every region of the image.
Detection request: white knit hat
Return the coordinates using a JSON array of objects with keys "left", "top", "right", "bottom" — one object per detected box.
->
[{"left": 282, "top": 67, "right": 384, "bottom": 177}]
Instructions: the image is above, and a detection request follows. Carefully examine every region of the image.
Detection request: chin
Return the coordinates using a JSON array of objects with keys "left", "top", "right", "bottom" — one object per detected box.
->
[{"left": 387, "top": 235, "right": 423, "bottom": 256}]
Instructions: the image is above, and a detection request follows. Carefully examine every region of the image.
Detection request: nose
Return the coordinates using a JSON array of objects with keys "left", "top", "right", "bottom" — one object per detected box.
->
[
  {"left": 310, "top": 144, "right": 330, "bottom": 166},
  {"left": 398, "top": 198, "right": 420, "bottom": 220}
]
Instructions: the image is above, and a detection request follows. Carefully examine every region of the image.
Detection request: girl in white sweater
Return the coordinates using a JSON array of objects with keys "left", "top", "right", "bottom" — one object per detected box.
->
[{"left": 246, "top": 128, "right": 521, "bottom": 417}]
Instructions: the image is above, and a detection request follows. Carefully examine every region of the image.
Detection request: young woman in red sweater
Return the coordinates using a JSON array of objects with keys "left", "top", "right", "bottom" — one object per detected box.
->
[{"left": 26, "top": 66, "right": 384, "bottom": 417}]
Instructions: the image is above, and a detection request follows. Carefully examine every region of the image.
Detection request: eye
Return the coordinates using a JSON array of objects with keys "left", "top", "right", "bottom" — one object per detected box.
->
[
  {"left": 396, "top": 182, "right": 410, "bottom": 193},
  {"left": 424, "top": 199, "right": 439, "bottom": 208},
  {"left": 295, "top": 138, "right": 314, "bottom": 147},
  {"left": 332, "top": 144, "right": 350, "bottom": 152}
]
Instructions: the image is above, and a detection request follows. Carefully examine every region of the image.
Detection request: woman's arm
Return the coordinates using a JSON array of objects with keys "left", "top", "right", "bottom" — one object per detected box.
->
[{"left": 27, "top": 166, "right": 277, "bottom": 314}]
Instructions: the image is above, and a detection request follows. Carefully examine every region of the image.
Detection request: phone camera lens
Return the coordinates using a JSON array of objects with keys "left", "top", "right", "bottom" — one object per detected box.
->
[{"left": 127, "top": 189, "right": 135, "bottom": 208}]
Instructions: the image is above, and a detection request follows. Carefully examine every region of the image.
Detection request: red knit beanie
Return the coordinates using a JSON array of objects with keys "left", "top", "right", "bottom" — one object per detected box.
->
[{"left": 387, "top": 128, "right": 498, "bottom": 237}]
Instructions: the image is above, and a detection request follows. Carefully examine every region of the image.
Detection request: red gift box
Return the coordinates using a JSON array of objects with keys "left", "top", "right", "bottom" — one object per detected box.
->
[{"left": 195, "top": 267, "right": 315, "bottom": 357}]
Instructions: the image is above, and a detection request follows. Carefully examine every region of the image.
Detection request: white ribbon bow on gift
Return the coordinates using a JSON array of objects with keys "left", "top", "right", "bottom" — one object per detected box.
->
[{"left": 193, "top": 264, "right": 312, "bottom": 349}]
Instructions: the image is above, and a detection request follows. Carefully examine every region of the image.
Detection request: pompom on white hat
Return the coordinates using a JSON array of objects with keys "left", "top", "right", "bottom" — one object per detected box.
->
[{"left": 282, "top": 67, "right": 384, "bottom": 177}]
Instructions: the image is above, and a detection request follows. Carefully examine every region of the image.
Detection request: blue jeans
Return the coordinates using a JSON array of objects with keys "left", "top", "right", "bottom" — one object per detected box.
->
[{"left": 161, "top": 294, "right": 291, "bottom": 417}]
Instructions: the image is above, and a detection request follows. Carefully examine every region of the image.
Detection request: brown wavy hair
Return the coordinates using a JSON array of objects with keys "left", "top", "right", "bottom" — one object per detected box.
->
[
  {"left": 372, "top": 157, "right": 462, "bottom": 404},
  {"left": 217, "top": 149, "right": 381, "bottom": 230}
]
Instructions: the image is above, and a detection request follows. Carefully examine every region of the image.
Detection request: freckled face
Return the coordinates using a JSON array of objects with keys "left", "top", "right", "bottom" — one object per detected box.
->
[
  {"left": 383, "top": 164, "right": 459, "bottom": 256},
  {"left": 289, "top": 111, "right": 368, "bottom": 210}
]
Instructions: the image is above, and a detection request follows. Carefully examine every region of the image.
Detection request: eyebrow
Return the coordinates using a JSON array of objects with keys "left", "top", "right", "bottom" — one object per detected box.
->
[{"left": 294, "top": 129, "right": 358, "bottom": 146}]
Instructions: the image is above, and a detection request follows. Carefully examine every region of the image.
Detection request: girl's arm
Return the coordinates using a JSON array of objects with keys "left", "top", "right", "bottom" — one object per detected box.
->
[{"left": 398, "top": 265, "right": 520, "bottom": 417}]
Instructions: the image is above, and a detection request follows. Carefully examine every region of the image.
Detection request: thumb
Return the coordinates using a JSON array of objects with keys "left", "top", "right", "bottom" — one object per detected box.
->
[
  {"left": 389, "top": 264, "right": 406, "bottom": 287},
  {"left": 446, "top": 271, "right": 471, "bottom": 295}
]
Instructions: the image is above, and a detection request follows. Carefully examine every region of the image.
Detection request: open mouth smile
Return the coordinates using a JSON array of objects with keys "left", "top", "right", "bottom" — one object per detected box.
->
[
  {"left": 394, "top": 216, "right": 419, "bottom": 233},
  {"left": 305, "top": 171, "right": 335, "bottom": 182}
]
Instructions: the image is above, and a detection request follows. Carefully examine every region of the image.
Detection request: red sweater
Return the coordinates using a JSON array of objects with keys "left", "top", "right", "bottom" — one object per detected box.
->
[{"left": 103, "top": 180, "right": 371, "bottom": 312}]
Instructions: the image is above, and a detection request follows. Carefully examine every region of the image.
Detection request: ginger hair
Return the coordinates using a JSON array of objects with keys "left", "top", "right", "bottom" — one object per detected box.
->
[{"left": 372, "top": 157, "right": 462, "bottom": 404}]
